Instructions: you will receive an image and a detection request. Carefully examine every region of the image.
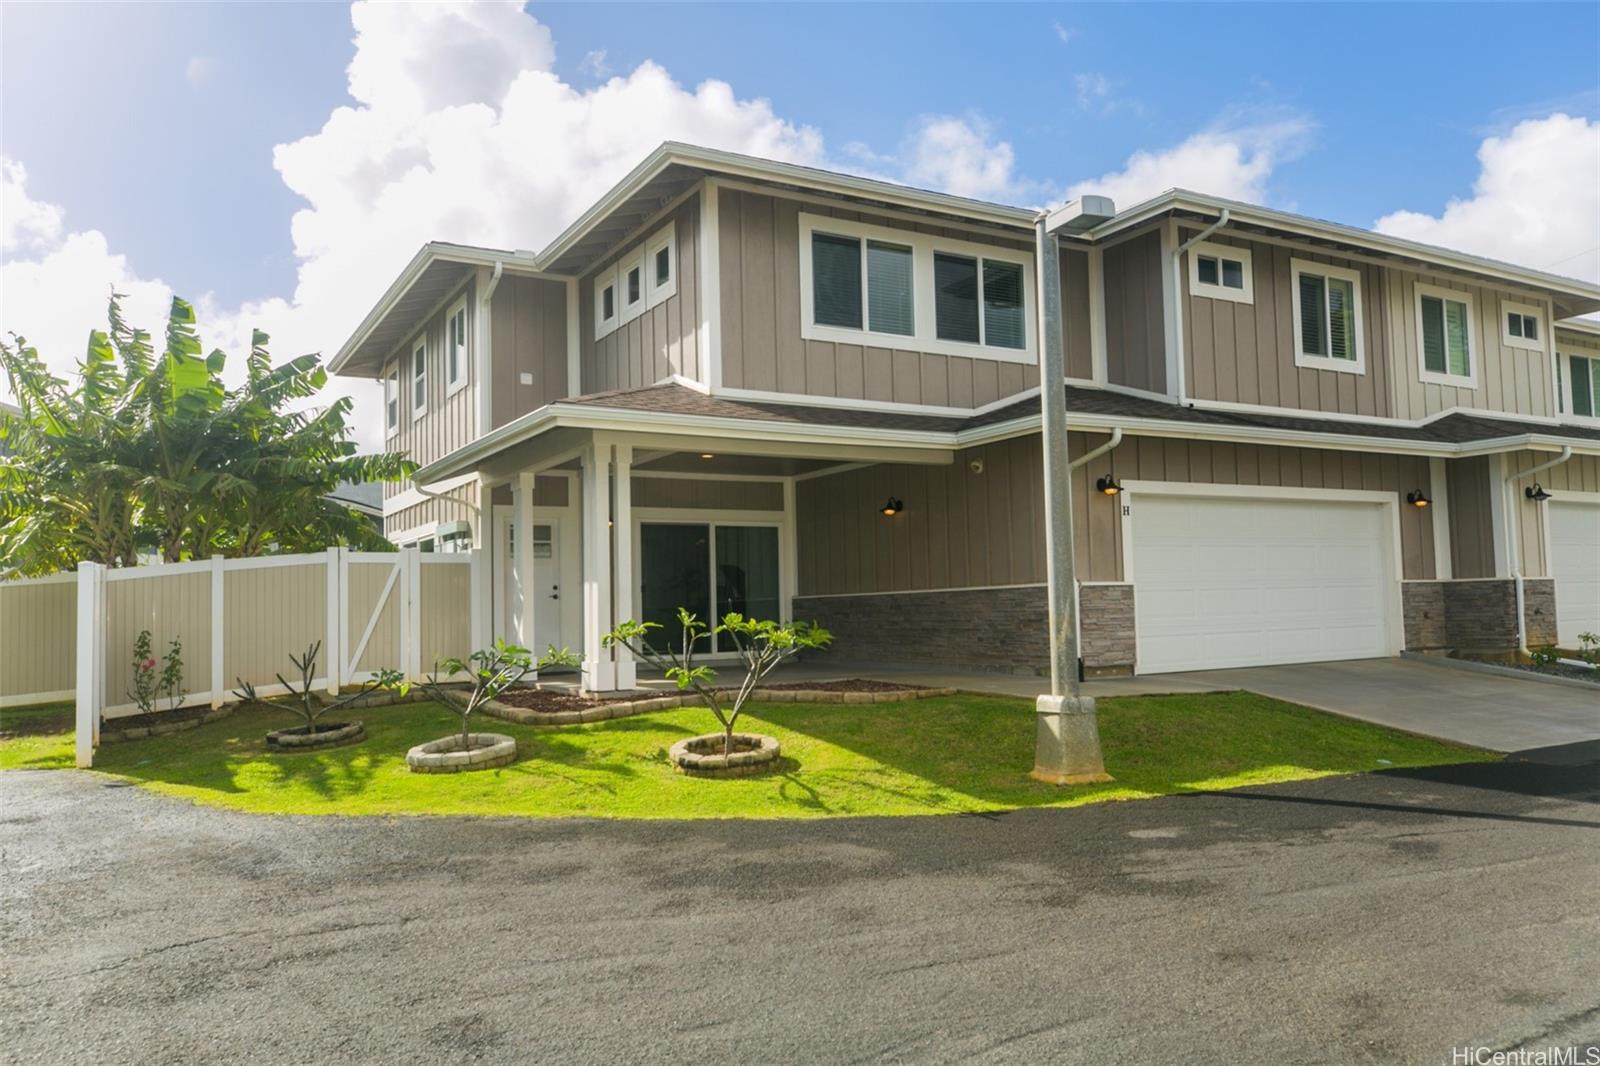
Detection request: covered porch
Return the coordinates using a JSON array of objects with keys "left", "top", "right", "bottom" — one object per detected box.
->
[{"left": 446, "top": 409, "right": 961, "bottom": 692}]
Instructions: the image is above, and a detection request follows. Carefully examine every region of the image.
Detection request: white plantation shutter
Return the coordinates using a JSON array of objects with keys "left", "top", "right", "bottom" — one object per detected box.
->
[{"left": 1327, "top": 276, "right": 1355, "bottom": 361}]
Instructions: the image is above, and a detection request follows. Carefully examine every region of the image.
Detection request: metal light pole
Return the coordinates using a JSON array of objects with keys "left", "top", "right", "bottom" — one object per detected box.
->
[{"left": 1031, "top": 213, "right": 1110, "bottom": 785}]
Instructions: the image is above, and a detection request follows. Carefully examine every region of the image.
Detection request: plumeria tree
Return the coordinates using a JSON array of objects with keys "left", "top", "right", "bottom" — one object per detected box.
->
[
  {"left": 414, "top": 639, "right": 580, "bottom": 750},
  {"left": 233, "top": 641, "right": 405, "bottom": 736},
  {"left": 604, "top": 610, "right": 831, "bottom": 756}
]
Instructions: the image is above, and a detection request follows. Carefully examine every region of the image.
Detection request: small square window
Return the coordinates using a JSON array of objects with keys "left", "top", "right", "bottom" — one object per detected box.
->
[
  {"left": 1500, "top": 302, "right": 1543, "bottom": 351},
  {"left": 655, "top": 246, "right": 671, "bottom": 287},
  {"left": 602, "top": 285, "right": 615, "bottom": 320},
  {"left": 1508, "top": 313, "right": 1523, "bottom": 338},
  {"left": 1221, "top": 259, "right": 1244, "bottom": 289},
  {"left": 627, "top": 266, "right": 641, "bottom": 305},
  {"left": 1197, "top": 256, "right": 1219, "bottom": 286},
  {"left": 1188, "top": 241, "right": 1254, "bottom": 304}
]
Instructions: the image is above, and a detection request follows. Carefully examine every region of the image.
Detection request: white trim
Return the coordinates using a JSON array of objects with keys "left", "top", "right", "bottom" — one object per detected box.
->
[
  {"left": 1087, "top": 246, "right": 1108, "bottom": 385},
  {"left": 209, "top": 556, "right": 224, "bottom": 707},
  {"left": 711, "top": 383, "right": 1036, "bottom": 420},
  {"left": 701, "top": 179, "right": 722, "bottom": 390},
  {"left": 593, "top": 267, "right": 619, "bottom": 339},
  {"left": 630, "top": 469, "right": 787, "bottom": 485},
  {"left": 1290, "top": 258, "right": 1366, "bottom": 375},
  {"left": 444, "top": 294, "right": 469, "bottom": 397},
  {"left": 791, "top": 461, "right": 872, "bottom": 483},
  {"left": 1487, "top": 453, "right": 1509, "bottom": 578},
  {"left": 1500, "top": 299, "right": 1544, "bottom": 352},
  {"left": 659, "top": 372, "right": 710, "bottom": 395},
  {"left": 645, "top": 221, "right": 677, "bottom": 309},
  {"left": 797, "top": 211, "right": 1037, "bottom": 364},
  {"left": 1187, "top": 240, "right": 1255, "bottom": 305},
  {"left": 781, "top": 478, "right": 797, "bottom": 622},
  {"left": 475, "top": 265, "right": 494, "bottom": 439},
  {"left": 1559, "top": 350, "right": 1600, "bottom": 425},
  {"left": 619, "top": 249, "right": 647, "bottom": 325},
  {"left": 565, "top": 279, "right": 580, "bottom": 397},
  {"left": 1415, "top": 281, "right": 1480, "bottom": 390},
  {"left": 409, "top": 334, "right": 429, "bottom": 419},
  {"left": 384, "top": 471, "right": 480, "bottom": 516},
  {"left": 1428, "top": 457, "right": 1452, "bottom": 581},
  {"left": 1185, "top": 394, "right": 1563, "bottom": 430},
  {"left": 1118, "top": 480, "right": 1406, "bottom": 670},
  {"left": 1159, "top": 220, "right": 1181, "bottom": 399},
  {"left": 384, "top": 366, "right": 400, "bottom": 438}
]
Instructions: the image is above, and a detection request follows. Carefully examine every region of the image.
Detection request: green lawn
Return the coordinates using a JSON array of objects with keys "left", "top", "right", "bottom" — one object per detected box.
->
[{"left": 0, "top": 690, "right": 1494, "bottom": 819}]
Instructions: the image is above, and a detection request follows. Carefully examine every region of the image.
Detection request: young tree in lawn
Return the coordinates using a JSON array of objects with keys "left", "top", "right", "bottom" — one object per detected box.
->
[
  {"left": 604, "top": 610, "right": 832, "bottom": 756},
  {"left": 413, "top": 639, "right": 580, "bottom": 750}
]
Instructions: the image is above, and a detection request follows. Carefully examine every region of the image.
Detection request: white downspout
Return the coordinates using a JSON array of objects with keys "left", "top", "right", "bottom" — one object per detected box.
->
[
  {"left": 1067, "top": 427, "right": 1125, "bottom": 673},
  {"left": 1502, "top": 445, "right": 1571, "bottom": 656},
  {"left": 1170, "top": 209, "right": 1230, "bottom": 403}
]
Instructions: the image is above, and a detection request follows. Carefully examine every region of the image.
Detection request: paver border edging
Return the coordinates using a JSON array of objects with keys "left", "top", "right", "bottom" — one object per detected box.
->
[
  {"left": 101, "top": 705, "right": 235, "bottom": 744},
  {"left": 474, "top": 684, "right": 959, "bottom": 726},
  {"left": 668, "top": 732, "right": 782, "bottom": 777},
  {"left": 405, "top": 732, "right": 518, "bottom": 773},
  {"left": 266, "top": 720, "right": 367, "bottom": 751},
  {"left": 1399, "top": 651, "right": 1600, "bottom": 692}
]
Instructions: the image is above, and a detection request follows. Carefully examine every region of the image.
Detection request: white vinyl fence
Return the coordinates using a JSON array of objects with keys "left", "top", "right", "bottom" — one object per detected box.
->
[{"left": 0, "top": 548, "right": 479, "bottom": 768}]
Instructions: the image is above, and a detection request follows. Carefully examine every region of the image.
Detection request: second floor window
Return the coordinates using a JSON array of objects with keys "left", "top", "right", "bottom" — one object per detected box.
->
[
  {"left": 799, "top": 212, "right": 1033, "bottom": 361},
  {"left": 385, "top": 368, "right": 399, "bottom": 436},
  {"left": 1502, "top": 301, "right": 1543, "bottom": 352},
  {"left": 1188, "top": 241, "right": 1254, "bottom": 304},
  {"left": 1416, "top": 284, "right": 1477, "bottom": 388},
  {"left": 1292, "top": 259, "right": 1363, "bottom": 373},
  {"left": 411, "top": 339, "right": 427, "bottom": 417},
  {"left": 1567, "top": 353, "right": 1599, "bottom": 418},
  {"left": 446, "top": 299, "right": 467, "bottom": 394}
]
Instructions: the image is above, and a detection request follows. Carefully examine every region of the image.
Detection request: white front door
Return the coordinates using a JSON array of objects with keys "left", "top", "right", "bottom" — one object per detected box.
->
[
  {"left": 1550, "top": 499, "right": 1600, "bottom": 647},
  {"left": 497, "top": 510, "right": 563, "bottom": 654},
  {"left": 1129, "top": 492, "right": 1397, "bottom": 674}
]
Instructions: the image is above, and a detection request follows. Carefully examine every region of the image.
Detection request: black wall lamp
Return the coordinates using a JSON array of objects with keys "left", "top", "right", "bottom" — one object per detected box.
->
[
  {"left": 1406, "top": 490, "right": 1431, "bottom": 508},
  {"left": 1096, "top": 475, "right": 1123, "bottom": 496},
  {"left": 880, "top": 497, "right": 904, "bottom": 517},
  {"left": 1525, "top": 483, "right": 1553, "bottom": 502}
]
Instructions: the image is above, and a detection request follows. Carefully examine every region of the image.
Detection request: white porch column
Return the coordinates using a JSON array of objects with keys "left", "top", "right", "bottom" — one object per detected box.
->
[
  {"left": 472, "top": 476, "right": 493, "bottom": 649},
  {"left": 581, "top": 440, "right": 616, "bottom": 691},
  {"left": 517, "top": 470, "right": 537, "bottom": 667},
  {"left": 612, "top": 443, "right": 636, "bottom": 689}
]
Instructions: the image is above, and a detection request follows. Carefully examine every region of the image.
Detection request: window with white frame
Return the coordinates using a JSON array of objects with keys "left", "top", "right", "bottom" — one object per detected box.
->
[
  {"left": 621, "top": 253, "right": 646, "bottom": 321},
  {"left": 798, "top": 212, "right": 1034, "bottom": 361},
  {"left": 1501, "top": 300, "right": 1543, "bottom": 352},
  {"left": 1416, "top": 283, "right": 1477, "bottom": 388},
  {"left": 410, "top": 337, "right": 427, "bottom": 417},
  {"left": 645, "top": 222, "right": 676, "bottom": 307},
  {"left": 1291, "top": 259, "right": 1364, "bottom": 373},
  {"left": 385, "top": 366, "right": 400, "bottom": 436},
  {"left": 1188, "top": 241, "right": 1254, "bottom": 304},
  {"left": 594, "top": 272, "right": 618, "bottom": 338},
  {"left": 445, "top": 297, "right": 467, "bottom": 394},
  {"left": 1565, "top": 352, "right": 1600, "bottom": 419}
]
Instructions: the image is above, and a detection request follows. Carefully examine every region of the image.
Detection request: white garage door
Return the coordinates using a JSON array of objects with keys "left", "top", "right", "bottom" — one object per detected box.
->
[
  {"left": 1550, "top": 500, "right": 1600, "bottom": 648},
  {"left": 1131, "top": 493, "right": 1396, "bottom": 674}
]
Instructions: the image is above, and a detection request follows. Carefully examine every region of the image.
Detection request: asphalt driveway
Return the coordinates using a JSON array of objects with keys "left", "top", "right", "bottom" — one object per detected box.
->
[
  {"left": 1165, "top": 658, "right": 1600, "bottom": 752},
  {"left": 3, "top": 752, "right": 1598, "bottom": 1064}
]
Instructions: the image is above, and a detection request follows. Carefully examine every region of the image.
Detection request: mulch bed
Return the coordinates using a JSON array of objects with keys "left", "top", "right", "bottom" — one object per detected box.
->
[
  {"left": 750, "top": 679, "right": 933, "bottom": 693},
  {"left": 492, "top": 689, "right": 643, "bottom": 713},
  {"left": 0, "top": 708, "right": 75, "bottom": 739},
  {"left": 1505, "top": 662, "right": 1600, "bottom": 686}
]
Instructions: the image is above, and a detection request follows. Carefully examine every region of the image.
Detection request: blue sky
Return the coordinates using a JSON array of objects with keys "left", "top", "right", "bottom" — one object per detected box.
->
[{"left": 3, "top": 2, "right": 1597, "bottom": 441}]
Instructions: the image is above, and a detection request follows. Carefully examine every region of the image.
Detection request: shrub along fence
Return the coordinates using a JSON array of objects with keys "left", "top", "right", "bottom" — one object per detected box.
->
[{"left": 0, "top": 548, "right": 479, "bottom": 767}]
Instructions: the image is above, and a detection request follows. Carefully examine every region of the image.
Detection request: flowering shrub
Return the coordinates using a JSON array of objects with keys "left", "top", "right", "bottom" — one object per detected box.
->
[{"left": 127, "top": 629, "right": 184, "bottom": 716}]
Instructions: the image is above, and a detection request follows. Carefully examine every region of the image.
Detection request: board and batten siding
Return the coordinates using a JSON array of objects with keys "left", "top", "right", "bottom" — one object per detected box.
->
[
  {"left": 1103, "top": 229, "right": 1167, "bottom": 395},
  {"left": 1061, "top": 247, "right": 1093, "bottom": 381},
  {"left": 489, "top": 275, "right": 570, "bottom": 430},
  {"left": 1383, "top": 269, "right": 1556, "bottom": 421},
  {"left": 796, "top": 432, "right": 1441, "bottom": 596},
  {"left": 631, "top": 477, "right": 784, "bottom": 512},
  {"left": 580, "top": 197, "right": 702, "bottom": 393},
  {"left": 0, "top": 575, "right": 76, "bottom": 702},
  {"left": 717, "top": 187, "right": 1045, "bottom": 409},
  {"left": 1508, "top": 451, "right": 1600, "bottom": 578},
  {"left": 1181, "top": 230, "right": 1395, "bottom": 418},
  {"left": 1446, "top": 456, "right": 1495, "bottom": 580},
  {"left": 382, "top": 278, "right": 478, "bottom": 508}
]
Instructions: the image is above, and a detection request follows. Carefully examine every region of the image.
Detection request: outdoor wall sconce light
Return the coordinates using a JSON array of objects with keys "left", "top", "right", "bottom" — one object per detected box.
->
[
  {"left": 1406, "top": 490, "right": 1431, "bottom": 508},
  {"left": 1096, "top": 475, "right": 1123, "bottom": 496},
  {"left": 1525, "top": 483, "right": 1553, "bottom": 502},
  {"left": 880, "top": 497, "right": 904, "bottom": 517},
  {"left": 699, "top": 453, "right": 715, "bottom": 460}
]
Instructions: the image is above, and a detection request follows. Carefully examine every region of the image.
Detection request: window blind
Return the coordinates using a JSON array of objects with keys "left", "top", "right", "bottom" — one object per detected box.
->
[
  {"left": 812, "top": 233, "right": 862, "bottom": 329},
  {"left": 982, "top": 260, "right": 1025, "bottom": 349},
  {"left": 1300, "top": 273, "right": 1327, "bottom": 356},
  {"left": 866, "top": 241, "right": 914, "bottom": 336},
  {"left": 934, "top": 253, "right": 979, "bottom": 343},
  {"left": 1327, "top": 276, "right": 1355, "bottom": 361}
]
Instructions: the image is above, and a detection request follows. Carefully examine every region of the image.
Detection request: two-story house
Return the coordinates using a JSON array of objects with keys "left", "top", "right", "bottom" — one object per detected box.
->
[{"left": 331, "top": 143, "right": 1600, "bottom": 690}]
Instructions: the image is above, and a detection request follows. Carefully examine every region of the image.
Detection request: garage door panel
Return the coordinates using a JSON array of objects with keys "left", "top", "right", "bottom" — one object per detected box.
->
[
  {"left": 1550, "top": 501, "right": 1600, "bottom": 647},
  {"left": 1132, "top": 494, "right": 1394, "bottom": 674}
]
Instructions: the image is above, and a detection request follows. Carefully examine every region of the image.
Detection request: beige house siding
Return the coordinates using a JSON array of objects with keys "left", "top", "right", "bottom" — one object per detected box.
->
[
  {"left": 1508, "top": 451, "right": 1600, "bottom": 577},
  {"left": 717, "top": 187, "right": 1041, "bottom": 409},
  {"left": 1180, "top": 231, "right": 1395, "bottom": 417},
  {"left": 580, "top": 197, "right": 703, "bottom": 393},
  {"left": 382, "top": 278, "right": 478, "bottom": 506},
  {"left": 1061, "top": 247, "right": 1093, "bottom": 381},
  {"left": 796, "top": 432, "right": 1441, "bottom": 595},
  {"left": 1384, "top": 270, "right": 1556, "bottom": 421},
  {"left": 1446, "top": 456, "right": 1496, "bottom": 579},
  {"left": 632, "top": 477, "right": 784, "bottom": 511},
  {"left": 1103, "top": 229, "right": 1166, "bottom": 395},
  {"left": 489, "top": 275, "right": 570, "bottom": 430}
]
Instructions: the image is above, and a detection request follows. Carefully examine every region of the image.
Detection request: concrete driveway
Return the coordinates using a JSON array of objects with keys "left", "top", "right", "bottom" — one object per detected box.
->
[{"left": 1166, "top": 658, "right": 1600, "bottom": 753}]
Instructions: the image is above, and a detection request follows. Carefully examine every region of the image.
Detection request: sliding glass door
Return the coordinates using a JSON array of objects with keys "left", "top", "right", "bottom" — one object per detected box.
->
[{"left": 639, "top": 522, "right": 781, "bottom": 653}]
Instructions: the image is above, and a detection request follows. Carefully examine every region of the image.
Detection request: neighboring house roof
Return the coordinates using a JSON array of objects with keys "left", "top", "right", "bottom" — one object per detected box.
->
[
  {"left": 411, "top": 382, "right": 1600, "bottom": 484},
  {"left": 324, "top": 480, "right": 384, "bottom": 517},
  {"left": 333, "top": 142, "right": 1600, "bottom": 378}
]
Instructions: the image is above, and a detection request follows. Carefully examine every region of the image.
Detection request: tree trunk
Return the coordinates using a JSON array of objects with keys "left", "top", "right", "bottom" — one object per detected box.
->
[{"left": 723, "top": 724, "right": 734, "bottom": 758}]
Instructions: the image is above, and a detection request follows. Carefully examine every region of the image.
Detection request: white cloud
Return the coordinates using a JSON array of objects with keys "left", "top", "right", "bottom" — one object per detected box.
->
[
  {"left": 1074, "top": 73, "right": 1110, "bottom": 110},
  {"left": 1374, "top": 113, "right": 1600, "bottom": 284},
  {"left": 1, "top": 159, "right": 63, "bottom": 256},
  {"left": 897, "top": 115, "right": 1025, "bottom": 203},
  {"left": 185, "top": 56, "right": 218, "bottom": 88},
  {"left": 1066, "top": 115, "right": 1313, "bottom": 208},
  {"left": 580, "top": 49, "right": 610, "bottom": 80},
  {"left": 1053, "top": 22, "right": 1074, "bottom": 45}
]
